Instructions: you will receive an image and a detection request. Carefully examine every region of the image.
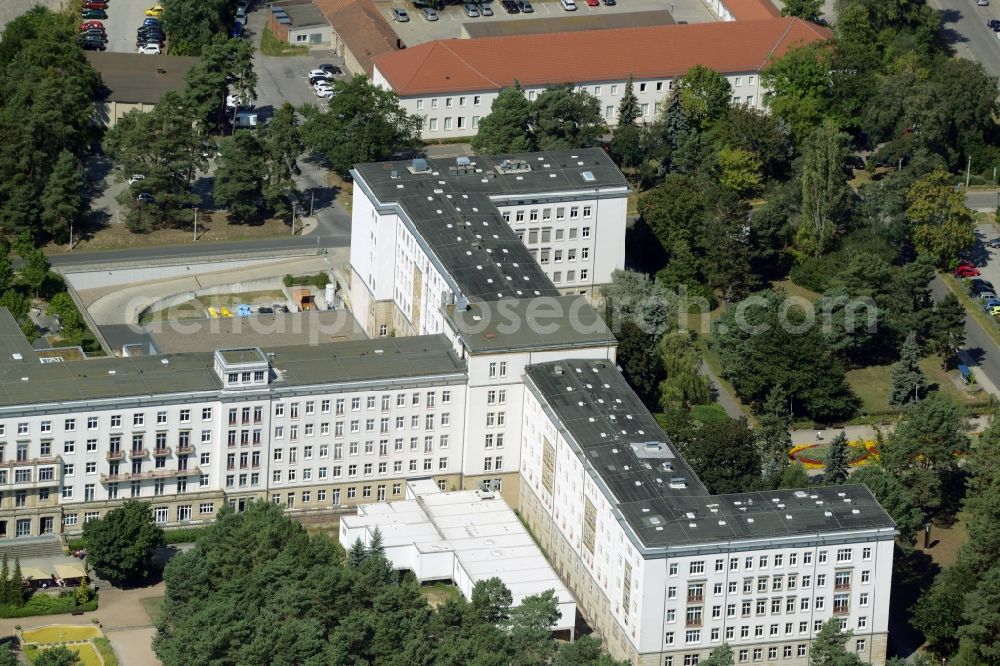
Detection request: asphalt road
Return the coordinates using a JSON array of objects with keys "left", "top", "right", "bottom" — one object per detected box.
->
[
  {"left": 927, "top": 0, "right": 1000, "bottom": 76},
  {"left": 49, "top": 233, "right": 348, "bottom": 268},
  {"left": 966, "top": 188, "right": 1000, "bottom": 211}
]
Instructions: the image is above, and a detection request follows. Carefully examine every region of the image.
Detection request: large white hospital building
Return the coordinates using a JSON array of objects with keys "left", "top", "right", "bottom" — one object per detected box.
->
[{"left": 0, "top": 148, "right": 894, "bottom": 665}]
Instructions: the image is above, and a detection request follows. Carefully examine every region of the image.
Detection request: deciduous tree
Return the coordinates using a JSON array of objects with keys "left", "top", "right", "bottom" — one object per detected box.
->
[
  {"left": 809, "top": 620, "right": 864, "bottom": 666},
  {"left": 781, "top": 0, "right": 823, "bottom": 21},
  {"left": 83, "top": 500, "right": 165, "bottom": 583},
  {"left": 797, "top": 120, "right": 851, "bottom": 257},
  {"left": 301, "top": 75, "right": 422, "bottom": 178},
  {"left": 679, "top": 418, "right": 762, "bottom": 494},
  {"left": 678, "top": 65, "right": 732, "bottom": 130},
  {"left": 32, "top": 647, "right": 81, "bottom": 666},
  {"left": 907, "top": 169, "right": 976, "bottom": 265},
  {"left": 471, "top": 83, "right": 534, "bottom": 154},
  {"left": 532, "top": 84, "right": 605, "bottom": 150}
]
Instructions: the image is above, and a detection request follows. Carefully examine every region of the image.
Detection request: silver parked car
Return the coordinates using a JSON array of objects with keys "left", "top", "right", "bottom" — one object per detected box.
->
[
  {"left": 391, "top": 7, "right": 410, "bottom": 21},
  {"left": 421, "top": 7, "right": 439, "bottom": 20}
]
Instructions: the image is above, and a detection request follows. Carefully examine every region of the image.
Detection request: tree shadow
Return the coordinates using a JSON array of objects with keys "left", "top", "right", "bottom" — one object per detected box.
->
[
  {"left": 624, "top": 216, "right": 667, "bottom": 274},
  {"left": 936, "top": 8, "right": 968, "bottom": 44},
  {"left": 887, "top": 546, "right": 940, "bottom": 659}
]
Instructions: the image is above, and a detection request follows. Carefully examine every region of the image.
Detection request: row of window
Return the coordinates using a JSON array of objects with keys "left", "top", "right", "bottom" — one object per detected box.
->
[
  {"left": 424, "top": 116, "right": 479, "bottom": 132},
  {"left": 273, "top": 413, "right": 451, "bottom": 439},
  {"left": 274, "top": 391, "right": 451, "bottom": 417},
  {"left": 672, "top": 548, "right": 871, "bottom": 576},
  {"left": 1, "top": 408, "right": 212, "bottom": 436},
  {"left": 271, "top": 456, "right": 449, "bottom": 484},
  {"left": 664, "top": 616, "right": 868, "bottom": 647},
  {"left": 415, "top": 94, "right": 483, "bottom": 111},
  {"left": 667, "top": 573, "right": 870, "bottom": 603},
  {"left": 504, "top": 205, "right": 594, "bottom": 225},
  {"left": 664, "top": 638, "right": 864, "bottom": 666},
  {"left": 670, "top": 590, "right": 870, "bottom": 626}
]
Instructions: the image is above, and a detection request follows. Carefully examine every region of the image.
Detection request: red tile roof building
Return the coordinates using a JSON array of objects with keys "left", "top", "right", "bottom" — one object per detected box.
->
[{"left": 372, "top": 17, "right": 829, "bottom": 139}]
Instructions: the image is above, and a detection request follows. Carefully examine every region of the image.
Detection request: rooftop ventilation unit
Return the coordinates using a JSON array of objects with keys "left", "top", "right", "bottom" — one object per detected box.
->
[
  {"left": 408, "top": 158, "right": 430, "bottom": 174},
  {"left": 669, "top": 478, "right": 687, "bottom": 489},
  {"left": 495, "top": 159, "right": 531, "bottom": 175}
]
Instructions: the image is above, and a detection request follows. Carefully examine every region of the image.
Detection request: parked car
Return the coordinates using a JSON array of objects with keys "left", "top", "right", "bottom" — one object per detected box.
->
[
  {"left": 560, "top": 0, "right": 577, "bottom": 10},
  {"left": 979, "top": 0, "right": 990, "bottom": 6},
  {"left": 138, "top": 44, "right": 161, "bottom": 54},
  {"left": 145, "top": 5, "right": 164, "bottom": 17},
  {"left": 82, "top": 29, "right": 107, "bottom": 39},
  {"left": 319, "top": 64, "right": 343, "bottom": 75},
  {"left": 602, "top": 0, "right": 616, "bottom": 5},
  {"left": 481, "top": 3, "right": 494, "bottom": 14},
  {"left": 988, "top": 19, "right": 1000, "bottom": 30},
  {"left": 421, "top": 6, "right": 439, "bottom": 18},
  {"left": 81, "top": 9, "right": 108, "bottom": 19},
  {"left": 391, "top": 7, "right": 410, "bottom": 21},
  {"left": 315, "top": 88, "right": 334, "bottom": 99},
  {"left": 844, "top": 155, "right": 866, "bottom": 170},
  {"left": 956, "top": 265, "right": 982, "bottom": 278},
  {"left": 464, "top": 3, "right": 480, "bottom": 15},
  {"left": 518, "top": 0, "right": 534, "bottom": 12},
  {"left": 80, "top": 20, "right": 104, "bottom": 30},
  {"left": 307, "top": 68, "right": 332, "bottom": 79},
  {"left": 136, "top": 192, "right": 154, "bottom": 203},
  {"left": 586, "top": 0, "right": 600, "bottom": 6},
  {"left": 501, "top": 0, "right": 520, "bottom": 13},
  {"left": 80, "top": 38, "right": 106, "bottom": 50},
  {"left": 987, "top": 237, "right": 1000, "bottom": 248},
  {"left": 83, "top": 1, "right": 108, "bottom": 9},
  {"left": 985, "top": 302, "right": 1000, "bottom": 316},
  {"left": 143, "top": 17, "right": 161, "bottom": 26},
  {"left": 128, "top": 174, "right": 145, "bottom": 185}
]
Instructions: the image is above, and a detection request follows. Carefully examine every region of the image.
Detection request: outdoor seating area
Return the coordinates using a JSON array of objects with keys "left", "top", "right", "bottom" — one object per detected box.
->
[{"left": 20, "top": 557, "right": 87, "bottom": 590}]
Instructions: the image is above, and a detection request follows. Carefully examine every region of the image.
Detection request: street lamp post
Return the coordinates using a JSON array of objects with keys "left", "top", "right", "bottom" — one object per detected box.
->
[{"left": 193, "top": 208, "right": 198, "bottom": 241}]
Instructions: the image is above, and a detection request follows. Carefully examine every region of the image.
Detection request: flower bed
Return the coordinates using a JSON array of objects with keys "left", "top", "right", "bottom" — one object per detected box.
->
[{"left": 788, "top": 440, "right": 879, "bottom": 470}]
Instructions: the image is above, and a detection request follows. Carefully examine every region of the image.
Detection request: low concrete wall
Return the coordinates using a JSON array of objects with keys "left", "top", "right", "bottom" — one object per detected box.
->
[{"left": 143, "top": 276, "right": 287, "bottom": 315}]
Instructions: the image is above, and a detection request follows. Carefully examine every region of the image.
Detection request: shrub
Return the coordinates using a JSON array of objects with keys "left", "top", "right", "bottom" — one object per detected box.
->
[
  {"left": 0, "top": 592, "right": 98, "bottom": 618},
  {"left": 163, "top": 527, "right": 207, "bottom": 545}
]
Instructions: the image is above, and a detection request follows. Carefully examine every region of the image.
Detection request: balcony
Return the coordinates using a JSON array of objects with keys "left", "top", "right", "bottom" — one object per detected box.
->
[
  {"left": 106, "top": 450, "right": 126, "bottom": 462},
  {"left": 101, "top": 466, "right": 200, "bottom": 483},
  {"left": 834, "top": 583, "right": 851, "bottom": 591},
  {"left": 129, "top": 449, "right": 149, "bottom": 460},
  {"left": 1, "top": 456, "right": 60, "bottom": 468},
  {"left": 153, "top": 447, "right": 172, "bottom": 457},
  {"left": 685, "top": 619, "right": 703, "bottom": 628},
  {"left": 833, "top": 607, "right": 850, "bottom": 617},
  {"left": 687, "top": 595, "right": 704, "bottom": 603},
  {"left": 176, "top": 445, "right": 194, "bottom": 456}
]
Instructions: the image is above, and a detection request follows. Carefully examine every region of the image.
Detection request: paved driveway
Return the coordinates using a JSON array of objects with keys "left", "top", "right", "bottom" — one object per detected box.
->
[{"left": 103, "top": 0, "right": 153, "bottom": 54}]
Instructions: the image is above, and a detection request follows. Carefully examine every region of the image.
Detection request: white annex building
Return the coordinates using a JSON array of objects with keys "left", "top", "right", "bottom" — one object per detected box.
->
[
  {"left": 342, "top": 478, "right": 577, "bottom": 632},
  {"left": 0, "top": 150, "right": 895, "bottom": 665}
]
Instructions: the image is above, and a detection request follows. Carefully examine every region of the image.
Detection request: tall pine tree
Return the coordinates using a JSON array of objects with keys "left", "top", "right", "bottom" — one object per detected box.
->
[
  {"left": 755, "top": 387, "right": 792, "bottom": 485},
  {"left": 617, "top": 76, "right": 640, "bottom": 127},
  {"left": 824, "top": 432, "right": 850, "bottom": 485},
  {"left": 40, "top": 149, "right": 85, "bottom": 243},
  {"left": 889, "top": 331, "right": 927, "bottom": 406}
]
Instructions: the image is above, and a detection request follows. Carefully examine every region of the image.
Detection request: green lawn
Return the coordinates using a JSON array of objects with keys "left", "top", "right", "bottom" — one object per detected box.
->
[
  {"left": 23, "top": 626, "right": 99, "bottom": 644},
  {"left": 845, "top": 355, "right": 982, "bottom": 415},
  {"left": 420, "top": 583, "right": 460, "bottom": 609},
  {"left": 139, "top": 595, "right": 164, "bottom": 624},
  {"left": 771, "top": 278, "right": 822, "bottom": 304},
  {"left": 260, "top": 26, "right": 309, "bottom": 56}
]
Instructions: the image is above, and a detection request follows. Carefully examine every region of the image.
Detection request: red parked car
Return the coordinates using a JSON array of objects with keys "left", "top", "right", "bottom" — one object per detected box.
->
[
  {"left": 586, "top": 0, "right": 600, "bottom": 5},
  {"left": 83, "top": 1, "right": 108, "bottom": 9},
  {"left": 956, "top": 265, "right": 982, "bottom": 278},
  {"left": 80, "top": 20, "right": 104, "bottom": 30}
]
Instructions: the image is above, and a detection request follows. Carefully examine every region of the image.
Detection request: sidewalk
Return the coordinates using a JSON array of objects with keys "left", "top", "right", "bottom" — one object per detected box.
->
[{"left": 790, "top": 413, "right": 991, "bottom": 446}]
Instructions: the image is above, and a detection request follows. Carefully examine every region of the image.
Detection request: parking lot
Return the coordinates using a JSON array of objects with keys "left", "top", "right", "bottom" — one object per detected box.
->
[
  {"left": 98, "top": 0, "right": 156, "bottom": 53},
  {"left": 373, "top": 0, "right": 715, "bottom": 43},
  {"left": 246, "top": 5, "right": 346, "bottom": 111}
]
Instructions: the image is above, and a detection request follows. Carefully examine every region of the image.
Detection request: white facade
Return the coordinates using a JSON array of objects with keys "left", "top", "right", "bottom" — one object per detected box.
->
[
  {"left": 518, "top": 377, "right": 895, "bottom": 666},
  {"left": 373, "top": 67, "right": 764, "bottom": 141}
]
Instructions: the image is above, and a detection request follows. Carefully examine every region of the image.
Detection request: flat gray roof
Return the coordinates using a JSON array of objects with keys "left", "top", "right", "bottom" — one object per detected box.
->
[
  {"left": 462, "top": 10, "right": 674, "bottom": 38},
  {"left": 443, "top": 295, "right": 616, "bottom": 353},
  {"left": 525, "top": 360, "right": 896, "bottom": 550},
  {"left": 0, "top": 311, "right": 464, "bottom": 410},
  {"left": 351, "top": 148, "right": 627, "bottom": 304},
  {"left": 273, "top": 0, "right": 329, "bottom": 27}
]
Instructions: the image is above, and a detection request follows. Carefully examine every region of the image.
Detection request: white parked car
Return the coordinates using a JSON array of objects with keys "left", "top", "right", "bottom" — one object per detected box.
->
[
  {"left": 128, "top": 174, "right": 145, "bottom": 185},
  {"left": 138, "top": 44, "right": 161, "bottom": 54},
  {"left": 315, "top": 89, "right": 334, "bottom": 99},
  {"left": 560, "top": 0, "right": 577, "bottom": 9},
  {"left": 307, "top": 69, "right": 331, "bottom": 79}
]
